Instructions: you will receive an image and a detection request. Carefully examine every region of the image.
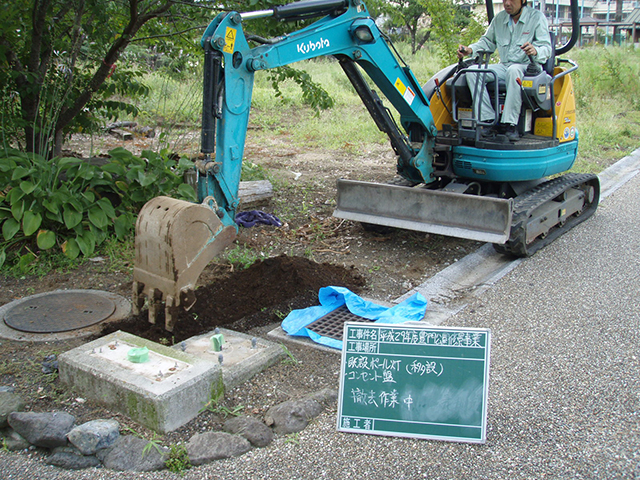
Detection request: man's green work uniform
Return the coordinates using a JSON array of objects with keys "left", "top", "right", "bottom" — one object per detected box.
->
[{"left": 465, "top": 5, "right": 551, "bottom": 126}]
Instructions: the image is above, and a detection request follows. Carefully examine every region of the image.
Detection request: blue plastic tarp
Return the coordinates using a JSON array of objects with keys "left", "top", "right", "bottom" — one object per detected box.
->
[{"left": 281, "top": 286, "right": 428, "bottom": 350}]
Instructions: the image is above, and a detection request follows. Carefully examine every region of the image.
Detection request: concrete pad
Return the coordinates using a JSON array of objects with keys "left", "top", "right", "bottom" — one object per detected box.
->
[
  {"left": 59, "top": 331, "right": 220, "bottom": 433},
  {"left": 268, "top": 326, "right": 341, "bottom": 354},
  {"left": 59, "top": 329, "right": 285, "bottom": 433},
  {"left": 173, "top": 328, "right": 285, "bottom": 390}
]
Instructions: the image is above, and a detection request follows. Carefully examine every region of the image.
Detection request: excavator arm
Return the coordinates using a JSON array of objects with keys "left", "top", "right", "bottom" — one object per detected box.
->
[
  {"left": 197, "top": 0, "right": 438, "bottom": 221},
  {"left": 133, "top": 0, "right": 442, "bottom": 329}
]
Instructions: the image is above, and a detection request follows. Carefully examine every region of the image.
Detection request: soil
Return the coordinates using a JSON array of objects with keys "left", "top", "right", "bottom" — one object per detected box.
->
[
  {"left": 0, "top": 122, "right": 479, "bottom": 448},
  {"left": 103, "top": 254, "right": 365, "bottom": 343}
]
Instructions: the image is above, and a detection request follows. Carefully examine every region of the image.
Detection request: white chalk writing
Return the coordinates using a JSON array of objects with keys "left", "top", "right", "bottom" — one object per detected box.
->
[
  {"left": 345, "top": 355, "right": 401, "bottom": 384},
  {"left": 341, "top": 416, "right": 374, "bottom": 430},
  {"left": 345, "top": 340, "right": 378, "bottom": 354},
  {"left": 349, "top": 387, "right": 417, "bottom": 411},
  {"left": 406, "top": 359, "right": 443, "bottom": 377}
]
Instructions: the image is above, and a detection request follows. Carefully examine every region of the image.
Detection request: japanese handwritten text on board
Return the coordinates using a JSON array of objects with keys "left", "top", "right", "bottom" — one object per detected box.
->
[{"left": 337, "top": 323, "right": 491, "bottom": 443}]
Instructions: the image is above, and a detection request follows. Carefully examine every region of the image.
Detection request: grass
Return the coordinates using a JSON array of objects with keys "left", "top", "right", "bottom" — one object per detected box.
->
[
  {"left": 570, "top": 46, "right": 640, "bottom": 172},
  {"left": 200, "top": 397, "right": 245, "bottom": 417},
  {"left": 0, "top": 236, "right": 134, "bottom": 279},
  {"left": 136, "top": 71, "right": 202, "bottom": 127},
  {"left": 284, "top": 432, "right": 300, "bottom": 445},
  {"left": 165, "top": 443, "right": 191, "bottom": 474},
  {"left": 281, "top": 344, "right": 299, "bottom": 366},
  {"left": 124, "top": 42, "right": 640, "bottom": 178},
  {"left": 225, "top": 244, "right": 261, "bottom": 270}
]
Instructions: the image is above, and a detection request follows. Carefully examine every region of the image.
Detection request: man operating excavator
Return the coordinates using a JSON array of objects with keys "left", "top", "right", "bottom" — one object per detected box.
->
[{"left": 457, "top": 0, "right": 551, "bottom": 141}]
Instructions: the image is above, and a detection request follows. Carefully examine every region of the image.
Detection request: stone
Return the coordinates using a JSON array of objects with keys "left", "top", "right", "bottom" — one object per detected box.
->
[
  {"left": 96, "top": 435, "right": 167, "bottom": 472},
  {"left": 186, "top": 432, "right": 251, "bottom": 466},
  {"left": 0, "top": 389, "right": 26, "bottom": 428},
  {"left": 7, "top": 411, "right": 75, "bottom": 448},
  {"left": 46, "top": 446, "right": 101, "bottom": 470},
  {"left": 263, "top": 389, "right": 337, "bottom": 435},
  {"left": 41, "top": 355, "right": 59, "bottom": 375},
  {"left": 306, "top": 388, "right": 338, "bottom": 406},
  {"left": 0, "top": 428, "right": 30, "bottom": 451},
  {"left": 67, "top": 419, "right": 120, "bottom": 455},
  {"left": 264, "top": 398, "right": 323, "bottom": 435},
  {"left": 224, "top": 416, "right": 273, "bottom": 447}
]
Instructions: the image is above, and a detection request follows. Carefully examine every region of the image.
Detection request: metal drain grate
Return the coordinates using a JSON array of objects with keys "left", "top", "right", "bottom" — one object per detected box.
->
[
  {"left": 305, "top": 305, "right": 375, "bottom": 341},
  {"left": 3, "top": 291, "right": 117, "bottom": 333}
]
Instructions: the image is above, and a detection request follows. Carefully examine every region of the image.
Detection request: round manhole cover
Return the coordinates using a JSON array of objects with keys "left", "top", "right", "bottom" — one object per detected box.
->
[{"left": 3, "top": 291, "right": 117, "bottom": 333}]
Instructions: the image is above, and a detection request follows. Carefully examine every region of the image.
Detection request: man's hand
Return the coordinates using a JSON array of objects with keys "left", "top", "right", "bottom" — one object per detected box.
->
[
  {"left": 521, "top": 42, "right": 537, "bottom": 56},
  {"left": 457, "top": 45, "right": 472, "bottom": 59}
]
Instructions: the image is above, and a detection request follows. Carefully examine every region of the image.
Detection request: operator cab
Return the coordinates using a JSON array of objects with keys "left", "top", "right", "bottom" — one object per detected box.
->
[
  {"left": 423, "top": 1, "right": 580, "bottom": 154},
  {"left": 447, "top": 38, "right": 555, "bottom": 150}
]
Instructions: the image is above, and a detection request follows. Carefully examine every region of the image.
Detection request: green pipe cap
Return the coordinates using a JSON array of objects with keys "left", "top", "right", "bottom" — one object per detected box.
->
[{"left": 127, "top": 346, "right": 149, "bottom": 363}]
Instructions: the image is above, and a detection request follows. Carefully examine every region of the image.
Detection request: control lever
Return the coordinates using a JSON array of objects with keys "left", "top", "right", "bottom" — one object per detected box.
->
[
  {"left": 525, "top": 55, "right": 542, "bottom": 76},
  {"left": 434, "top": 78, "right": 452, "bottom": 117},
  {"left": 456, "top": 46, "right": 467, "bottom": 72},
  {"left": 516, "top": 77, "right": 539, "bottom": 113}
]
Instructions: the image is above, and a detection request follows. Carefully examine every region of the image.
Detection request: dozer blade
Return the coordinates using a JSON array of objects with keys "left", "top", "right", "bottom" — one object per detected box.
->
[
  {"left": 334, "top": 179, "right": 513, "bottom": 244},
  {"left": 132, "top": 196, "right": 237, "bottom": 331}
]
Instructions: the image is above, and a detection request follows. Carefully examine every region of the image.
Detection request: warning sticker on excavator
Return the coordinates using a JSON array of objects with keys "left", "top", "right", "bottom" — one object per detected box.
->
[
  {"left": 395, "top": 78, "right": 415, "bottom": 105},
  {"left": 223, "top": 27, "right": 237, "bottom": 54},
  {"left": 522, "top": 80, "right": 533, "bottom": 88}
]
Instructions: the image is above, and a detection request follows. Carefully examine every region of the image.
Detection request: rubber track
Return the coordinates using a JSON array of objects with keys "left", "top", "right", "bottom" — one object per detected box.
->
[{"left": 494, "top": 173, "right": 600, "bottom": 257}]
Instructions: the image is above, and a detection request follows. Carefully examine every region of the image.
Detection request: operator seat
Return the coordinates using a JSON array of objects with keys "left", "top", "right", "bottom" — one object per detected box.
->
[
  {"left": 447, "top": 31, "right": 556, "bottom": 128},
  {"left": 487, "top": 31, "right": 556, "bottom": 112}
]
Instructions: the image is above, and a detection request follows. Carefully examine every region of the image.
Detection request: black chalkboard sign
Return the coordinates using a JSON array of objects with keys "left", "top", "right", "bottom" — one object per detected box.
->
[{"left": 337, "top": 322, "right": 491, "bottom": 443}]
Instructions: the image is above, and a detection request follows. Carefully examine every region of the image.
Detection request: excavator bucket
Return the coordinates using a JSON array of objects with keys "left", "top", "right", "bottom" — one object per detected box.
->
[
  {"left": 334, "top": 179, "right": 513, "bottom": 244},
  {"left": 132, "top": 196, "right": 237, "bottom": 331}
]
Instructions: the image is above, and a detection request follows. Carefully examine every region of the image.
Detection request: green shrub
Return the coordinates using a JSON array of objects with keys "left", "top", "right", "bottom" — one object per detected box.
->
[
  {"left": 165, "top": 444, "right": 191, "bottom": 474},
  {"left": 0, "top": 148, "right": 196, "bottom": 270}
]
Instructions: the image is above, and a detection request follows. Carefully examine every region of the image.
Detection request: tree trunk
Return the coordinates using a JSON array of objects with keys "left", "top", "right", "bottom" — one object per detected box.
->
[
  {"left": 408, "top": 19, "right": 418, "bottom": 54},
  {"left": 13, "top": 0, "right": 175, "bottom": 157}
]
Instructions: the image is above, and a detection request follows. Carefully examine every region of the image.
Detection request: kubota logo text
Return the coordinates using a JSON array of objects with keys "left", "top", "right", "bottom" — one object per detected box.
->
[{"left": 297, "top": 38, "right": 330, "bottom": 55}]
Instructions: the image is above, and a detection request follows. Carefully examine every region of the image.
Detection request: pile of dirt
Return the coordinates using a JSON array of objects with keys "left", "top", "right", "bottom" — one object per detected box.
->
[{"left": 102, "top": 254, "right": 365, "bottom": 343}]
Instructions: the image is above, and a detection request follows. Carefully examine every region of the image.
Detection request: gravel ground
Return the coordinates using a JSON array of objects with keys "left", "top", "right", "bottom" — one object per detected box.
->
[{"left": 2, "top": 169, "right": 640, "bottom": 478}]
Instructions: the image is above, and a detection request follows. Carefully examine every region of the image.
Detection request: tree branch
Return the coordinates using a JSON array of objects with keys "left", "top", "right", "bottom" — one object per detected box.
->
[
  {"left": 28, "top": 0, "right": 51, "bottom": 78},
  {"left": 56, "top": 0, "right": 176, "bottom": 131},
  {"left": 131, "top": 24, "right": 207, "bottom": 43}
]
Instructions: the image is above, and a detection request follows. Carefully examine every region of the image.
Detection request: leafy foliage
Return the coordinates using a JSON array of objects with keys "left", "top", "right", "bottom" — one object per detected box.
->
[
  {"left": 268, "top": 65, "right": 334, "bottom": 112},
  {"left": 423, "top": 0, "right": 486, "bottom": 65},
  {"left": 0, "top": 149, "right": 196, "bottom": 271},
  {"left": 0, "top": 0, "right": 345, "bottom": 157},
  {"left": 370, "top": 0, "right": 485, "bottom": 60},
  {"left": 0, "top": 0, "right": 212, "bottom": 156},
  {"left": 165, "top": 444, "right": 192, "bottom": 475},
  {"left": 373, "top": 0, "right": 434, "bottom": 54}
]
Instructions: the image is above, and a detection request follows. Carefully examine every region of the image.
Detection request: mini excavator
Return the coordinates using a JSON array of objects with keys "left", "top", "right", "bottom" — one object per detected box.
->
[{"left": 132, "top": 0, "right": 599, "bottom": 330}]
